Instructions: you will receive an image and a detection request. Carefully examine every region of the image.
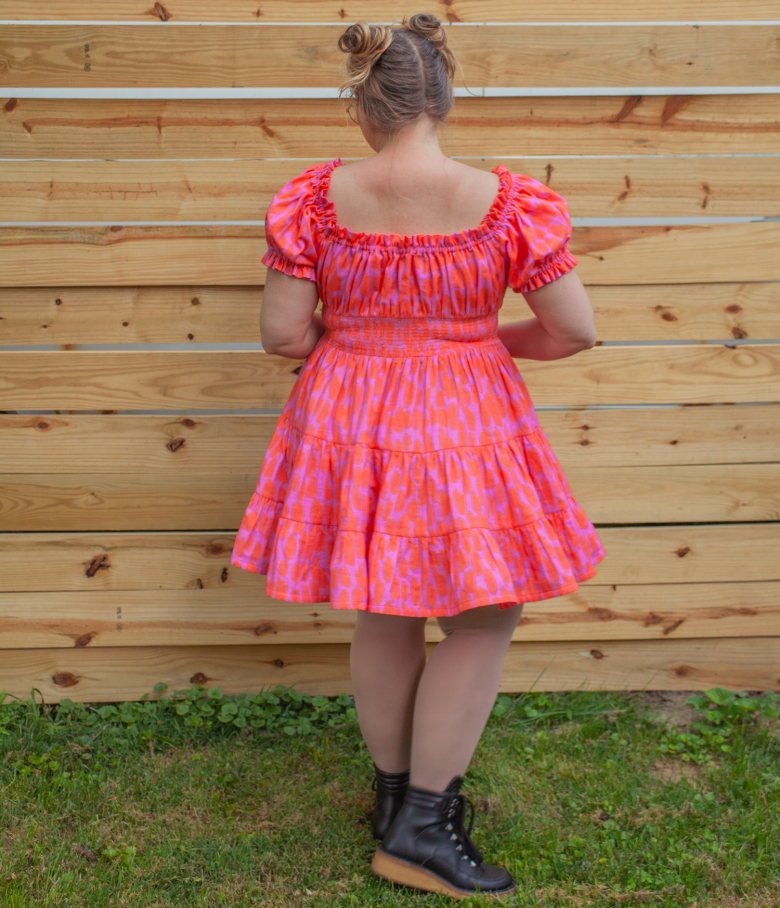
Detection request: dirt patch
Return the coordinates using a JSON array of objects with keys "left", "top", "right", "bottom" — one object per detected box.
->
[
  {"left": 641, "top": 690, "right": 698, "bottom": 729},
  {"left": 650, "top": 757, "right": 706, "bottom": 783}
]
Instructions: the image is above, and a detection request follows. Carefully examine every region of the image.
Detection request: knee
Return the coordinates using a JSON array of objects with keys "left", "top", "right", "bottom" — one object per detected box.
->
[{"left": 436, "top": 602, "right": 524, "bottom": 639}]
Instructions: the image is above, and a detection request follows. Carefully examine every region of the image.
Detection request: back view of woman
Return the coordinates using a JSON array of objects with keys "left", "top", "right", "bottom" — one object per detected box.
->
[{"left": 232, "top": 14, "right": 605, "bottom": 899}]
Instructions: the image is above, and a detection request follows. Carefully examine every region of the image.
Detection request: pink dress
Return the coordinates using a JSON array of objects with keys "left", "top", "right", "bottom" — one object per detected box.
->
[{"left": 230, "top": 159, "right": 605, "bottom": 617}]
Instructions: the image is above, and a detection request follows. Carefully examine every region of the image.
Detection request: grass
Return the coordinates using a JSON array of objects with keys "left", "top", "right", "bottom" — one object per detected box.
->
[{"left": 1, "top": 685, "right": 779, "bottom": 908}]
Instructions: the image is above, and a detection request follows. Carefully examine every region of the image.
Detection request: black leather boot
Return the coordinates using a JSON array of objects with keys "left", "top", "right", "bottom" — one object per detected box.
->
[
  {"left": 372, "top": 776, "right": 516, "bottom": 899},
  {"left": 370, "top": 763, "right": 410, "bottom": 840}
]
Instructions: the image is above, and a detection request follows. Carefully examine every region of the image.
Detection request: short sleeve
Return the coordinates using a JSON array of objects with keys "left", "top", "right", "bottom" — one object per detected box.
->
[
  {"left": 505, "top": 175, "right": 579, "bottom": 294},
  {"left": 261, "top": 164, "right": 320, "bottom": 281}
]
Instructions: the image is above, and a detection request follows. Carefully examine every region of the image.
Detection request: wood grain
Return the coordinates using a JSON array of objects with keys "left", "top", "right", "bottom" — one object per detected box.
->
[
  {"left": 1, "top": 582, "right": 777, "bottom": 649},
  {"left": 2, "top": 25, "right": 777, "bottom": 89},
  {"left": 1, "top": 524, "right": 776, "bottom": 592},
  {"left": 1, "top": 637, "right": 778, "bottom": 701},
  {"left": 2, "top": 406, "right": 777, "bottom": 474},
  {"left": 0, "top": 463, "right": 777, "bottom": 531},
  {"left": 2, "top": 157, "right": 778, "bottom": 220},
  {"left": 2, "top": 96, "right": 778, "bottom": 160},
  {"left": 2, "top": 345, "right": 777, "bottom": 410},
  {"left": 0, "top": 223, "right": 778, "bottom": 287},
  {"left": 1, "top": 283, "right": 777, "bottom": 345},
  {"left": 2, "top": 1, "right": 775, "bottom": 23}
]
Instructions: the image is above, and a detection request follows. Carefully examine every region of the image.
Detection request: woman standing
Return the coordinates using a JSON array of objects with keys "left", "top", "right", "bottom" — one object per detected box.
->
[{"left": 231, "top": 13, "right": 605, "bottom": 899}]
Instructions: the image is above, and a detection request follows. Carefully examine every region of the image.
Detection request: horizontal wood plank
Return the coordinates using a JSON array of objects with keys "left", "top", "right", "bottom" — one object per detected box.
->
[
  {"left": 2, "top": 96, "right": 778, "bottom": 159},
  {"left": 0, "top": 224, "right": 778, "bottom": 287},
  {"left": 2, "top": 157, "right": 778, "bottom": 220},
  {"left": 0, "top": 463, "right": 777, "bottom": 530},
  {"left": 1, "top": 525, "right": 776, "bottom": 592},
  {"left": 1, "top": 637, "right": 778, "bottom": 701},
  {"left": 2, "top": 345, "right": 778, "bottom": 410},
  {"left": 2, "top": 1, "right": 775, "bottom": 22},
  {"left": 1, "top": 582, "right": 777, "bottom": 649},
  {"left": 1, "top": 283, "right": 778, "bottom": 344},
  {"left": 3, "top": 25, "right": 777, "bottom": 89},
  {"left": 2, "top": 406, "right": 777, "bottom": 474}
]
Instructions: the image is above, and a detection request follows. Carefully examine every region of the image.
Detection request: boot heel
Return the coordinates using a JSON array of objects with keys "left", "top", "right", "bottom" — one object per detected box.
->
[
  {"left": 372, "top": 847, "right": 515, "bottom": 900},
  {"left": 372, "top": 848, "right": 469, "bottom": 899}
]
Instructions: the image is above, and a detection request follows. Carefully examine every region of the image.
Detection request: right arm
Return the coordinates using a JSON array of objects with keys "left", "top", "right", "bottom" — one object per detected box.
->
[{"left": 497, "top": 269, "right": 598, "bottom": 361}]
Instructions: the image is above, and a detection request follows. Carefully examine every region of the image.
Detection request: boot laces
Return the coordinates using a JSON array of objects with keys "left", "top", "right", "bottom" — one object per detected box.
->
[{"left": 444, "top": 793, "right": 484, "bottom": 867}]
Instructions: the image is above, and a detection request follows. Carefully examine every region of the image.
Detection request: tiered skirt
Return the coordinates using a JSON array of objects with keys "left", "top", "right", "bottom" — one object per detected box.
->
[{"left": 231, "top": 314, "right": 605, "bottom": 617}]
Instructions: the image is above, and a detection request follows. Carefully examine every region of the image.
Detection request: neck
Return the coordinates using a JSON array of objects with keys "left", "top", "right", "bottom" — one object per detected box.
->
[{"left": 370, "top": 116, "right": 444, "bottom": 166}]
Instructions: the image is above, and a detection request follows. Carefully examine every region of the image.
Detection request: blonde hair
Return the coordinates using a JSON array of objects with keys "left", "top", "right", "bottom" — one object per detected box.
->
[{"left": 337, "top": 13, "right": 458, "bottom": 135}]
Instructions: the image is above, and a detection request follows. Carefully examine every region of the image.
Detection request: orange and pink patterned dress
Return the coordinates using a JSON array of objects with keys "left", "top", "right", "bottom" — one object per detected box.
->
[{"left": 230, "top": 159, "right": 605, "bottom": 617}]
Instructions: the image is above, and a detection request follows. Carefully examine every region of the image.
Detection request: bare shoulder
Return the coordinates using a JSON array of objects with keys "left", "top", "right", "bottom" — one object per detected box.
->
[{"left": 444, "top": 158, "right": 501, "bottom": 190}]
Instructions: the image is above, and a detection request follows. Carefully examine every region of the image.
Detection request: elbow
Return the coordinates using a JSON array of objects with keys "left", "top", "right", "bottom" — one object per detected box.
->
[
  {"left": 569, "top": 326, "right": 598, "bottom": 350},
  {"left": 559, "top": 332, "right": 597, "bottom": 354},
  {"left": 261, "top": 333, "right": 287, "bottom": 357},
  {"left": 263, "top": 339, "right": 305, "bottom": 360},
  {"left": 263, "top": 342, "right": 292, "bottom": 358}
]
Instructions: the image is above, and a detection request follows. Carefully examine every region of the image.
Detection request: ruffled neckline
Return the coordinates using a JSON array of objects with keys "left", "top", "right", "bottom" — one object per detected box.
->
[{"left": 311, "top": 158, "right": 515, "bottom": 250}]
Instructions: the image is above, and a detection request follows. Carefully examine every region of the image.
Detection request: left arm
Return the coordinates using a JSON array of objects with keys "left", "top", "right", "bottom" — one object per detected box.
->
[{"left": 261, "top": 267, "right": 326, "bottom": 359}]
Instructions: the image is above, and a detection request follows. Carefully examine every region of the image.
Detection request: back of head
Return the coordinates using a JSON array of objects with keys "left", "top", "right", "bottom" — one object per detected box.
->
[{"left": 337, "top": 13, "right": 458, "bottom": 135}]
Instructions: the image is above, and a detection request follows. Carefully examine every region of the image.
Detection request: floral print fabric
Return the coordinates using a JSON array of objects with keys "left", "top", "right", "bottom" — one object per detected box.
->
[{"left": 230, "top": 159, "right": 605, "bottom": 616}]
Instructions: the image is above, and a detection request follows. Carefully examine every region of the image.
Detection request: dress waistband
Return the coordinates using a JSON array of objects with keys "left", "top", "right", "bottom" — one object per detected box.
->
[{"left": 321, "top": 311, "right": 501, "bottom": 356}]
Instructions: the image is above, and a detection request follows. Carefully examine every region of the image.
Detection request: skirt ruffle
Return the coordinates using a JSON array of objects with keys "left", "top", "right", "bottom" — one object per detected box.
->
[{"left": 230, "top": 412, "right": 605, "bottom": 617}]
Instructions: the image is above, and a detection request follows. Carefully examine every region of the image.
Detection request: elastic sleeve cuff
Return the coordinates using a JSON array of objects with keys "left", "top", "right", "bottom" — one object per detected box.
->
[
  {"left": 514, "top": 246, "right": 579, "bottom": 294},
  {"left": 262, "top": 249, "right": 317, "bottom": 282}
]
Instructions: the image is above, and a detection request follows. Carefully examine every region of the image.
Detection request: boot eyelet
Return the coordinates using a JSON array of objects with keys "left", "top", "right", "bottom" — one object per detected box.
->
[
  {"left": 470, "top": 860, "right": 477, "bottom": 867},
  {"left": 446, "top": 823, "right": 453, "bottom": 831},
  {"left": 450, "top": 834, "right": 458, "bottom": 841}
]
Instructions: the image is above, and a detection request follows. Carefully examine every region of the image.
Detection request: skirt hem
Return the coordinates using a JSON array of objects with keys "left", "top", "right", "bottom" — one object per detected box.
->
[{"left": 229, "top": 549, "right": 605, "bottom": 618}]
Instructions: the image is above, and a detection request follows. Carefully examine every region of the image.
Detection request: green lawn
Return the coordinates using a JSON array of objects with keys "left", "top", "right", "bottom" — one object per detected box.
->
[{"left": 1, "top": 685, "right": 779, "bottom": 908}]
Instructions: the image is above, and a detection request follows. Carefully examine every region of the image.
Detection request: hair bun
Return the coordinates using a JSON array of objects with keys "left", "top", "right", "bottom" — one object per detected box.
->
[
  {"left": 338, "top": 22, "right": 393, "bottom": 92},
  {"left": 338, "top": 22, "right": 392, "bottom": 58},
  {"left": 401, "top": 13, "right": 455, "bottom": 80},
  {"left": 403, "top": 13, "right": 447, "bottom": 48}
]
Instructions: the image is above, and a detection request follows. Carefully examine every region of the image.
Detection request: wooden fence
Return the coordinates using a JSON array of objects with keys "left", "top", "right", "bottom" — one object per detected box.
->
[{"left": 0, "top": 2, "right": 778, "bottom": 701}]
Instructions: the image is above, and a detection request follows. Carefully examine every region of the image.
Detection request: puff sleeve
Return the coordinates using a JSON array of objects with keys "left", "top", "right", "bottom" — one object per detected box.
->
[
  {"left": 505, "top": 175, "right": 579, "bottom": 294},
  {"left": 261, "top": 164, "right": 320, "bottom": 281}
]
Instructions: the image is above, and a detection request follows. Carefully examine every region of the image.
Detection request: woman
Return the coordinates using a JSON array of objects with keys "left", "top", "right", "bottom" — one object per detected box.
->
[{"left": 231, "top": 13, "right": 605, "bottom": 899}]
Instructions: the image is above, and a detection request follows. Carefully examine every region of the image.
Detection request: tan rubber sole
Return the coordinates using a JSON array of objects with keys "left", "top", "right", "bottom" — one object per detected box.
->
[{"left": 371, "top": 848, "right": 516, "bottom": 900}]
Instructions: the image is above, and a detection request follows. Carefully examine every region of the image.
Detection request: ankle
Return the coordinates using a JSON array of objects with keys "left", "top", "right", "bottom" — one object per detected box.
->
[
  {"left": 374, "top": 762, "right": 410, "bottom": 778},
  {"left": 409, "top": 772, "right": 464, "bottom": 792}
]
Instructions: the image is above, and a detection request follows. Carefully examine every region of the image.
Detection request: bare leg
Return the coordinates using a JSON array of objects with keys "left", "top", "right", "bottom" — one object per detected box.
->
[
  {"left": 349, "top": 610, "right": 428, "bottom": 773},
  {"left": 409, "top": 602, "right": 524, "bottom": 791}
]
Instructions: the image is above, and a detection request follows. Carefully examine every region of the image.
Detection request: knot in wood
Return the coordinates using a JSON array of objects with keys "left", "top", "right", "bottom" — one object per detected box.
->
[{"left": 85, "top": 554, "right": 110, "bottom": 577}]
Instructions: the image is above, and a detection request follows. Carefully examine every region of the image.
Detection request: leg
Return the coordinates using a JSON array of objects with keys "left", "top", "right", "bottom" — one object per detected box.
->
[
  {"left": 350, "top": 610, "right": 428, "bottom": 773},
  {"left": 409, "top": 602, "right": 524, "bottom": 791},
  {"left": 373, "top": 603, "right": 522, "bottom": 897}
]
